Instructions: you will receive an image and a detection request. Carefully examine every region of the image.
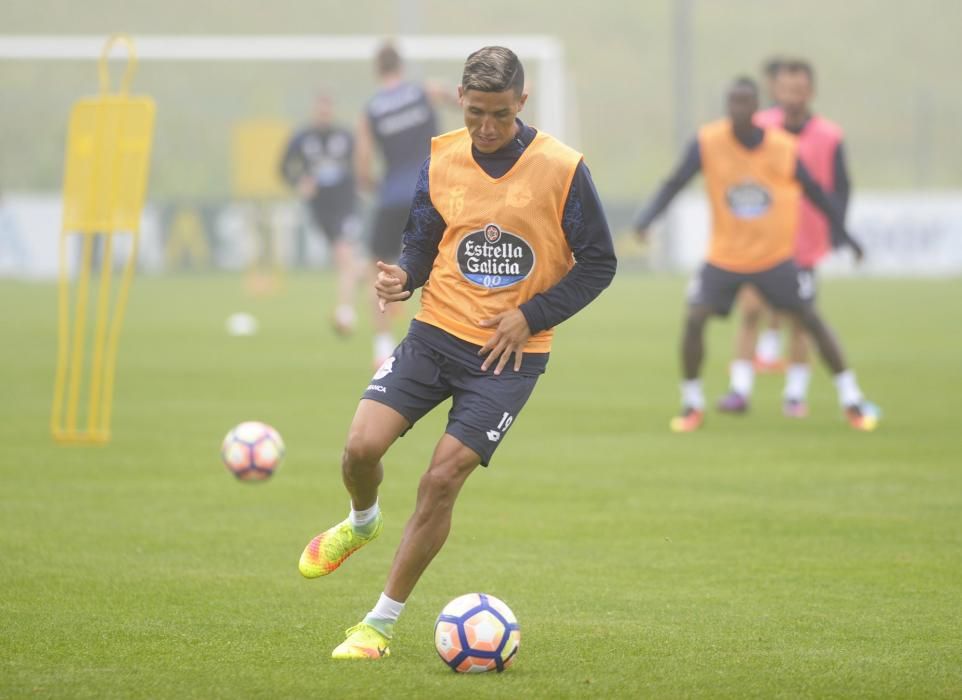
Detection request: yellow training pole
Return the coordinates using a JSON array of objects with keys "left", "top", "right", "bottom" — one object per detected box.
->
[
  {"left": 100, "top": 233, "right": 140, "bottom": 434},
  {"left": 51, "top": 34, "right": 155, "bottom": 444},
  {"left": 63, "top": 233, "right": 95, "bottom": 438},
  {"left": 86, "top": 232, "right": 114, "bottom": 436}
]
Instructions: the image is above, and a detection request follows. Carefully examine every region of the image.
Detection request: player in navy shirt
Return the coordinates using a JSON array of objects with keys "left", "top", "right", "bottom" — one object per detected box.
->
[
  {"left": 281, "top": 92, "right": 360, "bottom": 335},
  {"left": 356, "top": 42, "right": 455, "bottom": 366}
]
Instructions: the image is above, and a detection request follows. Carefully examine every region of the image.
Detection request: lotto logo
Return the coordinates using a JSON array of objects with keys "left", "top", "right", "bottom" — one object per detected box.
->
[
  {"left": 486, "top": 413, "right": 514, "bottom": 443},
  {"left": 373, "top": 356, "right": 395, "bottom": 381}
]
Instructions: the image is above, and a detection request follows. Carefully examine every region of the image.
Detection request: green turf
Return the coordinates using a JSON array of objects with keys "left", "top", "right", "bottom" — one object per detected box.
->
[{"left": 1, "top": 272, "right": 960, "bottom": 698}]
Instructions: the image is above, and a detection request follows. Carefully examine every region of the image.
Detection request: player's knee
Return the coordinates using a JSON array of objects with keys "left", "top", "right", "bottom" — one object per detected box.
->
[
  {"left": 793, "top": 306, "right": 820, "bottom": 333},
  {"left": 741, "top": 304, "right": 764, "bottom": 327},
  {"left": 417, "top": 469, "right": 456, "bottom": 507},
  {"left": 416, "top": 462, "right": 470, "bottom": 511},
  {"left": 342, "top": 433, "right": 384, "bottom": 472}
]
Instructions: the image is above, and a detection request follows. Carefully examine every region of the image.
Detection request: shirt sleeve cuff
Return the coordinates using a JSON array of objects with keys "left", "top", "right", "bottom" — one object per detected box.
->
[{"left": 519, "top": 298, "right": 548, "bottom": 335}]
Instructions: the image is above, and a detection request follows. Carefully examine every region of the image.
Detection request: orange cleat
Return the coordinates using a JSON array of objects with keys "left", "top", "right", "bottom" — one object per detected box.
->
[
  {"left": 845, "top": 402, "right": 881, "bottom": 432},
  {"left": 753, "top": 356, "right": 787, "bottom": 374},
  {"left": 670, "top": 406, "right": 704, "bottom": 433}
]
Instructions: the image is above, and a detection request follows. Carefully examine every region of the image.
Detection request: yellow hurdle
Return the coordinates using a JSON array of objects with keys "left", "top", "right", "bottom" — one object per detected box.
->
[{"left": 50, "top": 35, "right": 156, "bottom": 444}]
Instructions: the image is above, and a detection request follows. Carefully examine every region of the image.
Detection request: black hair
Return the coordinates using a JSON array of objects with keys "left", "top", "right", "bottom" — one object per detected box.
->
[
  {"left": 375, "top": 42, "right": 402, "bottom": 76},
  {"left": 731, "top": 75, "right": 760, "bottom": 96},
  {"left": 461, "top": 46, "right": 525, "bottom": 96},
  {"left": 780, "top": 58, "right": 816, "bottom": 85}
]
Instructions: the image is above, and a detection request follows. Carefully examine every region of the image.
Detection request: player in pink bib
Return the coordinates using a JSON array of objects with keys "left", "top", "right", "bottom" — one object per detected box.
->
[{"left": 718, "top": 59, "right": 858, "bottom": 419}]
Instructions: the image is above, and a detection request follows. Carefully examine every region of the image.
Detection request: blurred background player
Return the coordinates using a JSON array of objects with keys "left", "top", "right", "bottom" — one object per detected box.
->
[
  {"left": 355, "top": 42, "right": 454, "bottom": 365},
  {"left": 762, "top": 55, "right": 785, "bottom": 107},
  {"left": 298, "top": 46, "right": 616, "bottom": 660},
  {"left": 720, "top": 58, "right": 853, "bottom": 417},
  {"left": 280, "top": 92, "right": 359, "bottom": 335},
  {"left": 635, "top": 77, "right": 877, "bottom": 433}
]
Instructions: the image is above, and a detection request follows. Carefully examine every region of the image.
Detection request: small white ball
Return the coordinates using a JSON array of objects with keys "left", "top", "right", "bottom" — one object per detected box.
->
[{"left": 226, "top": 312, "right": 258, "bottom": 336}]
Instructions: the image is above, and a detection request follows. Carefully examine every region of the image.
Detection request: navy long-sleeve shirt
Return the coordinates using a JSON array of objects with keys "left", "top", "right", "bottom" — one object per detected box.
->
[
  {"left": 397, "top": 120, "right": 617, "bottom": 336},
  {"left": 635, "top": 126, "right": 857, "bottom": 251}
]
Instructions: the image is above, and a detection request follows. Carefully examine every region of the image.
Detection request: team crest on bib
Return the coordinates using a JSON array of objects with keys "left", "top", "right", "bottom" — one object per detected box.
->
[
  {"left": 726, "top": 180, "right": 772, "bottom": 219},
  {"left": 457, "top": 223, "right": 535, "bottom": 289}
]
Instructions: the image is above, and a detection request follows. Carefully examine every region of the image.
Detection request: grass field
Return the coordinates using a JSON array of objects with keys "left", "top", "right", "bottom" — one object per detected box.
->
[{"left": 2, "top": 272, "right": 961, "bottom": 698}]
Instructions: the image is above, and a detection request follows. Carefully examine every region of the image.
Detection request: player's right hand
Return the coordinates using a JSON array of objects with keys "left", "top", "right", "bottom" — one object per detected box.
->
[
  {"left": 375, "top": 261, "right": 411, "bottom": 312},
  {"left": 297, "top": 175, "right": 316, "bottom": 198}
]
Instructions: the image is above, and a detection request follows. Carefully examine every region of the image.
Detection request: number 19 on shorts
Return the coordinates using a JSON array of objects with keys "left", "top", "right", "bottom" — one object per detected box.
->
[{"left": 486, "top": 412, "right": 514, "bottom": 443}]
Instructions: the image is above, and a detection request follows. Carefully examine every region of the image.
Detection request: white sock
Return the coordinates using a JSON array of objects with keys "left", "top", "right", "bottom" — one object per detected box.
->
[
  {"left": 681, "top": 379, "right": 705, "bottom": 410},
  {"left": 729, "top": 360, "right": 755, "bottom": 397},
  {"left": 784, "top": 364, "right": 812, "bottom": 401},
  {"left": 367, "top": 592, "right": 405, "bottom": 624},
  {"left": 833, "top": 369, "right": 863, "bottom": 407},
  {"left": 756, "top": 329, "right": 782, "bottom": 363},
  {"left": 373, "top": 332, "right": 395, "bottom": 363},
  {"left": 349, "top": 500, "right": 380, "bottom": 528}
]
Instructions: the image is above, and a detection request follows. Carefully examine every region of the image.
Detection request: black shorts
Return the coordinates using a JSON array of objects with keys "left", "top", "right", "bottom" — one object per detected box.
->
[
  {"left": 369, "top": 204, "right": 411, "bottom": 262},
  {"left": 308, "top": 194, "right": 359, "bottom": 245},
  {"left": 361, "top": 328, "right": 541, "bottom": 467},
  {"left": 689, "top": 259, "right": 815, "bottom": 316}
]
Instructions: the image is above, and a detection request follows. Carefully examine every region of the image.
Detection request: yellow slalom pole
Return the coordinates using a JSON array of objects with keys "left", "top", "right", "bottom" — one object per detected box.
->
[
  {"left": 51, "top": 33, "right": 155, "bottom": 444},
  {"left": 64, "top": 233, "right": 95, "bottom": 437},
  {"left": 86, "top": 232, "right": 115, "bottom": 438},
  {"left": 100, "top": 232, "right": 140, "bottom": 435}
]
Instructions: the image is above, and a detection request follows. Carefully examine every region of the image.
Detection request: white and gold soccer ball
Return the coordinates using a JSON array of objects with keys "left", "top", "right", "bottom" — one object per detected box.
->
[
  {"left": 435, "top": 593, "right": 520, "bottom": 673},
  {"left": 220, "top": 421, "right": 284, "bottom": 481}
]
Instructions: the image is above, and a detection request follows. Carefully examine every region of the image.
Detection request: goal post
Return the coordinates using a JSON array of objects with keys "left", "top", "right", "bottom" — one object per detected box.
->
[{"left": 0, "top": 34, "right": 567, "bottom": 139}]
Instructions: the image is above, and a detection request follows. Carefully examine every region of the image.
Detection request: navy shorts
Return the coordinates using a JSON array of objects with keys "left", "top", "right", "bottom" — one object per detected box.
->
[
  {"left": 308, "top": 192, "right": 359, "bottom": 245},
  {"left": 361, "top": 328, "right": 542, "bottom": 467},
  {"left": 689, "top": 260, "right": 815, "bottom": 316}
]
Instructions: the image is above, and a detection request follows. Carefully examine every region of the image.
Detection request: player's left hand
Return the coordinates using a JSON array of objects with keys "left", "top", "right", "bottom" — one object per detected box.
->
[{"left": 478, "top": 309, "right": 532, "bottom": 375}]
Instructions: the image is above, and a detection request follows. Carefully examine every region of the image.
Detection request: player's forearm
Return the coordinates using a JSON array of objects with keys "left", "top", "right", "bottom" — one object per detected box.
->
[
  {"left": 635, "top": 140, "right": 701, "bottom": 230},
  {"left": 797, "top": 161, "right": 853, "bottom": 248},
  {"left": 635, "top": 183, "right": 680, "bottom": 230},
  {"left": 833, "top": 143, "right": 851, "bottom": 218},
  {"left": 354, "top": 116, "right": 375, "bottom": 192},
  {"left": 519, "top": 255, "right": 616, "bottom": 334},
  {"left": 398, "top": 160, "right": 445, "bottom": 292},
  {"left": 522, "top": 162, "right": 616, "bottom": 332},
  {"left": 279, "top": 148, "right": 301, "bottom": 187}
]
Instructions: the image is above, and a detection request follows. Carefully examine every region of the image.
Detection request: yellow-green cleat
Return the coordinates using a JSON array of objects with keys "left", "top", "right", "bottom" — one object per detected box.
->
[
  {"left": 331, "top": 622, "right": 391, "bottom": 660},
  {"left": 298, "top": 513, "right": 383, "bottom": 578}
]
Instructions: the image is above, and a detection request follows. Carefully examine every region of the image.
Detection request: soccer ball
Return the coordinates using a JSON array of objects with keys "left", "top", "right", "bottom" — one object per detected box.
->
[
  {"left": 220, "top": 421, "right": 284, "bottom": 481},
  {"left": 434, "top": 593, "right": 520, "bottom": 673}
]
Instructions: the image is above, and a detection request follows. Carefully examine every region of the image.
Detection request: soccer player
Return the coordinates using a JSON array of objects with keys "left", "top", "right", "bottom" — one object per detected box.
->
[
  {"left": 761, "top": 55, "right": 785, "bottom": 107},
  {"left": 356, "top": 42, "right": 453, "bottom": 365},
  {"left": 719, "top": 59, "right": 853, "bottom": 417},
  {"left": 298, "top": 46, "right": 616, "bottom": 660},
  {"left": 280, "top": 92, "right": 359, "bottom": 335},
  {"left": 634, "top": 76, "right": 878, "bottom": 433}
]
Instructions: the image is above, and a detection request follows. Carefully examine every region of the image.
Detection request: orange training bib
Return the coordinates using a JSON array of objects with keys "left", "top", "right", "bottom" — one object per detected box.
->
[
  {"left": 416, "top": 128, "right": 582, "bottom": 352},
  {"left": 699, "top": 119, "right": 800, "bottom": 273}
]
